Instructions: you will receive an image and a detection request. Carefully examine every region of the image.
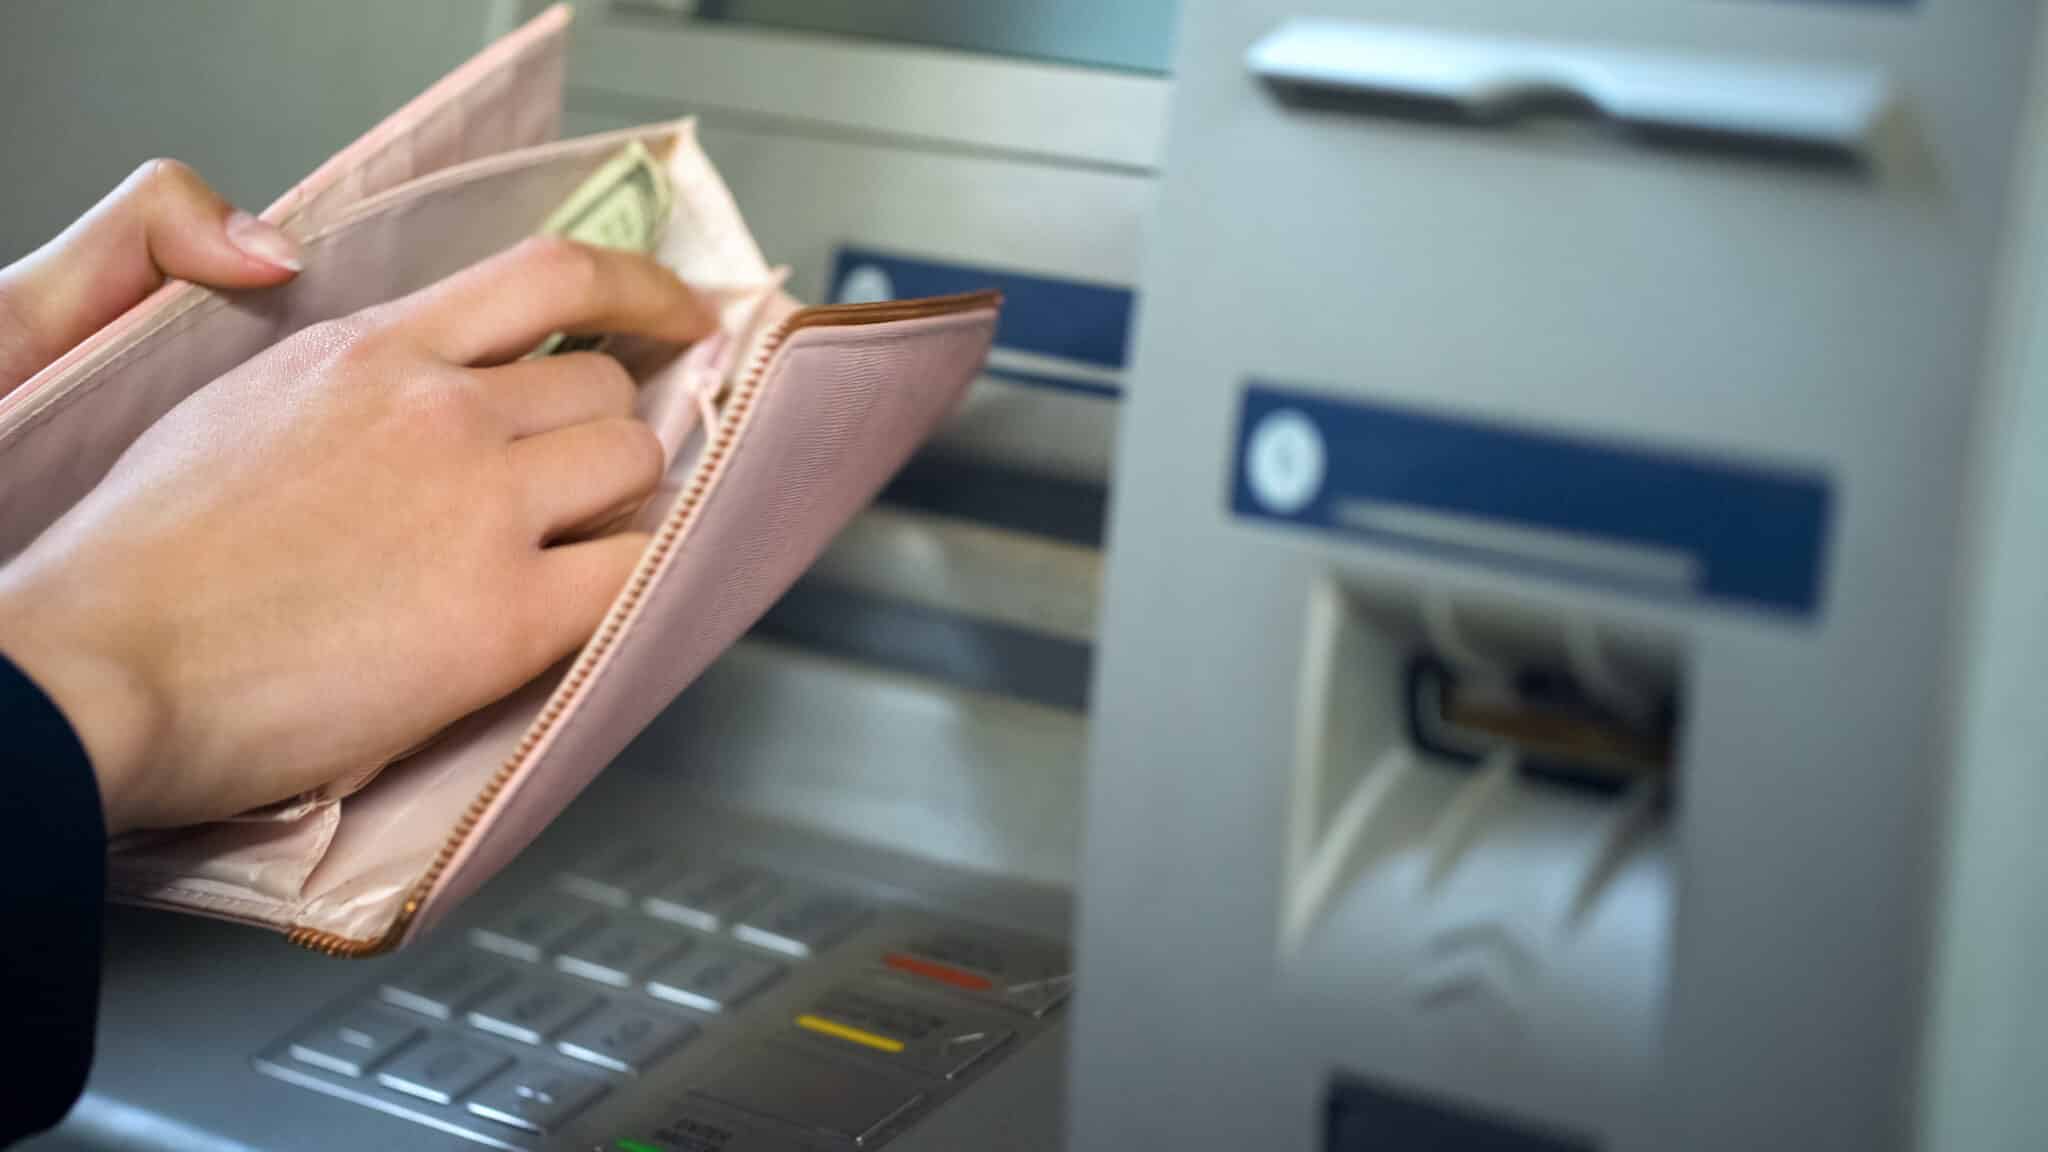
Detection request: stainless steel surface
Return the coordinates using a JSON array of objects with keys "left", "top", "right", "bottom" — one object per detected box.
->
[
  {"left": 377, "top": 1037, "right": 513, "bottom": 1106},
  {"left": 554, "top": 915, "right": 694, "bottom": 989},
  {"left": 643, "top": 865, "right": 778, "bottom": 933},
  {"left": 286, "top": 1007, "right": 424, "bottom": 1079},
  {"left": 558, "top": 843, "right": 672, "bottom": 910},
  {"left": 473, "top": 894, "right": 606, "bottom": 966},
  {"left": 382, "top": 954, "right": 519, "bottom": 1023},
  {"left": 629, "top": 1099, "right": 816, "bottom": 1152},
  {"left": 733, "top": 888, "right": 871, "bottom": 959},
  {"left": 789, "top": 981, "right": 1014, "bottom": 1081},
  {"left": 553, "top": 1003, "right": 697, "bottom": 1074},
  {"left": 465, "top": 981, "right": 605, "bottom": 1048},
  {"left": 645, "top": 944, "right": 786, "bottom": 1016},
  {"left": 461, "top": 1063, "right": 607, "bottom": 1134},
  {"left": 691, "top": 1043, "right": 928, "bottom": 1147}
]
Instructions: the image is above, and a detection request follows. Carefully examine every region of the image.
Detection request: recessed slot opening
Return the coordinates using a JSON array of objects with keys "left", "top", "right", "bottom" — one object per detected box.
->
[{"left": 1284, "top": 574, "right": 1687, "bottom": 950}]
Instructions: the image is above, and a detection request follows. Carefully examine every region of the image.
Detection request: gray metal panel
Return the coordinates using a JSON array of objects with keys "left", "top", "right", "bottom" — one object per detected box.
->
[
  {"left": 1075, "top": 2, "right": 2038, "bottom": 1151},
  {"left": 0, "top": 0, "right": 506, "bottom": 263}
]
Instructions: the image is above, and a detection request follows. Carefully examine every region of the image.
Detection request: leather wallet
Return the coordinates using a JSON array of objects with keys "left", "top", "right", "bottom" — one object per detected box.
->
[{"left": 0, "top": 5, "right": 999, "bottom": 955}]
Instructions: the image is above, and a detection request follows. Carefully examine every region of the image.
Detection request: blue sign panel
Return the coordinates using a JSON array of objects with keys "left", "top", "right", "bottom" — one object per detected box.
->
[{"left": 1231, "top": 384, "right": 1834, "bottom": 618}]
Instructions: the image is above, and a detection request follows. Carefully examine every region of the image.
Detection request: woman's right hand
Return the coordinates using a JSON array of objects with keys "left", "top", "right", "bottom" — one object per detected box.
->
[{"left": 0, "top": 236, "right": 714, "bottom": 834}]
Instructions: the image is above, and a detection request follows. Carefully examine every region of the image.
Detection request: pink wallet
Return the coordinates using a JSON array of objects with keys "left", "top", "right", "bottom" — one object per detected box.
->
[{"left": 0, "top": 5, "right": 999, "bottom": 955}]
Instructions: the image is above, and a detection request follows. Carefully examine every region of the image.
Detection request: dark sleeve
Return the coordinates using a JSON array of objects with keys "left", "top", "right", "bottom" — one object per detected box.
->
[{"left": 0, "top": 652, "right": 106, "bottom": 1146}]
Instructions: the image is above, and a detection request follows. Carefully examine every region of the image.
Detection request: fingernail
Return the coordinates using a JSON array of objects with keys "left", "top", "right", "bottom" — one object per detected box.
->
[{"left": 225, "top": 210, "right": 303, "bottom": 272}]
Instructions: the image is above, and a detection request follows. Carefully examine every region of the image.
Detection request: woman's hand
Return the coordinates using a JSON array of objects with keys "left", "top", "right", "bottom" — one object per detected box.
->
[
  {"left": 0, "top": 159, "right": 304, "bottom": 393},
  {"left": 0, "top": 236, "right": 714, "bottom": 833}
]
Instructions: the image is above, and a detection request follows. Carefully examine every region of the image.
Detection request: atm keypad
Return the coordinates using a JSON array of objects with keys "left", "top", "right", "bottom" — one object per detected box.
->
[
  {"left": 881, "top": 929, "right": 1073, "bottom": 1017},
  {"left": 256, "top": 851, "right": 1066, "bottom": 1149},
  {"left": 791, "top": 981, "right": 1014, "bottom": 1080},
  {"left": 556, "top": 1002, "right": 697, "bottom": 1074},
  {"left": 468, "top": 978, "right": 604, "bottom": 1046},
  {"left": 286, "top": 1007, "right": 422, "bottom": 1078},
  {"left": 377, "top": 1036, "right": 512, "bottom": 1104},
  {"left": 645, "top": 864, "right": 778, "bottom": 933},
  {"left": 380, "top": 951, "right": 515, "bottom": 1021},
  {"left": 464, "top": 1061, "right": 608, "bottom": 1133},
  {"left": 556, "top": 914, "right": 694, "bottom": 988},
  {"left": 473, "top": 891, "right": 605, "bottom": 963},
  {"left": 734, "top": 887, "right": 868, "bottom": 958},
  {"left": 647, "top": 942, "right": 785, "bottom": 1015}
]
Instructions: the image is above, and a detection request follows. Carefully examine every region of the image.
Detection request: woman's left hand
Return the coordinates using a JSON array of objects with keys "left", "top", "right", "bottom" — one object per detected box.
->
[{"left": 0, "top": 158, "right": 303, "bottom": 393}]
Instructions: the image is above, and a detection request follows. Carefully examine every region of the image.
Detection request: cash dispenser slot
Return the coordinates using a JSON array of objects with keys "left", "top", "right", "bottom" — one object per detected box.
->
[
  {"left": 1280, "top": 581, "right": 1679, "bottom": 1140},
  {"left": 1285, "top": 579, "right": 1682, "bottom": 954}
]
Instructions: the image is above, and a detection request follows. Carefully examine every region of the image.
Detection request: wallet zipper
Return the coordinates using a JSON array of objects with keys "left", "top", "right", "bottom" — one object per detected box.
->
[{"left": 287, "top": 289, "right": 1000, "bottom": 956}]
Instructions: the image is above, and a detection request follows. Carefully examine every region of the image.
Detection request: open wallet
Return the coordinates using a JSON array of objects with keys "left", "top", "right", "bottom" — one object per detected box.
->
[{"left": 0, "top": 5, "right": 999, "bottom": 955}]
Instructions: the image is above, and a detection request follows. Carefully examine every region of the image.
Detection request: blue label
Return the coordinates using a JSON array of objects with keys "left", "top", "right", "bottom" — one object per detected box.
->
[
  {"left": 1232, "top": 384, "right": 1834, "bottom": 618},
  {"left": 829, "top": 246, "right": 1133, "bottom": 399}
]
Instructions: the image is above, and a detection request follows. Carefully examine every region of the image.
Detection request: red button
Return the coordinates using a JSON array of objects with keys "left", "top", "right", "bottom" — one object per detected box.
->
[{"left": 883, "top": 952, "right": 994, "bottom": 992}]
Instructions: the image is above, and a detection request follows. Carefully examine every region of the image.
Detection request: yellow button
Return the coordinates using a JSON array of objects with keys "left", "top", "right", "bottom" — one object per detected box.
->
[{"left": 796, "top": 1013, "right": 905, "bottom": 1054}]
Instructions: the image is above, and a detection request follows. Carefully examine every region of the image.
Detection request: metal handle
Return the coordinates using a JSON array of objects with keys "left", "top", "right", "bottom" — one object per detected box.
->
[{"left": 1247, "top": 19, "right": 1891, "bottom": 155}]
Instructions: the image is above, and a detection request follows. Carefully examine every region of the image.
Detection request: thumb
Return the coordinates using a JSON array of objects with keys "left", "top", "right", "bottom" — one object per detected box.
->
[{"left": 0, "top": 159, "right": 302, "bottom": 386}]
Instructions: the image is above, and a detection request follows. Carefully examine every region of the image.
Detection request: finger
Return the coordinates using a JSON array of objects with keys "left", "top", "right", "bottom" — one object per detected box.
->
[
  {"left": 1, "top": 159, "right": 302, "bottom": 386},
  {"left": 398, "top": 237, "right": 716, "bottom": 366},
  {"left": 477, "top": 351, "right": 639, "bottom": 439},
  {"left": 525, "top": 530, "right": 652, "bottom": 666},
  {"left": 507, "top": 417, "right": 664, "bottom": 540}
]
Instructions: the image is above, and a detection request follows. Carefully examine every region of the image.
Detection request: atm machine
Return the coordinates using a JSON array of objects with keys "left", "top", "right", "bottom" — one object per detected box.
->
[
  {"left": 1075, "top": 1, "right": 2048, "bottom": 1151},
  {"left": 34, "top": 1, "right": 2048, "bottom": 1150},
  {"left": 40, "top": 5, "right": 1166, "bottom": 1150}
]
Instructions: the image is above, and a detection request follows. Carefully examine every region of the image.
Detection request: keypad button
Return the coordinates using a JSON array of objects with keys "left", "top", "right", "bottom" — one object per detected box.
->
[
  {"left": 556, "top": 914, "right": 693, "bottom": 989},
  {"left": 556, "top": 1003, "right": 697, "bottom": 1074},
  {"left": 882, "top": 929, "right": 1073, "bottom": 1017},
  {"left": 467, "top": 979, "right": 603, "bottom": 1046},
  {"left": 375, "top": 1035, "right": 511, "bottom": 1105},
  {"left": 560, "top": 842, "right": 672, "bottom": 908},
  {"left": 694, "top": 1043, "right": 924, "bottom": 1147},
  {"left": 647, "top": 944, "right": 783, "bottom": 1014},
  {"left": 473, "top": 891, "right": 605, "bottom": 963},
  {"left": 643, "top": 865, "right": 776, "bottom": 933},
  {"left": 792, "top": 982, "right": 1013, "bottom": 1080},
  {"left": 465, "top": 1062, "right": 607, "bottom": 1134},
  {"left": 287, "top": 1007, "right": 421, "bottom": 1078},
  {"left": 732, "top": 887, "right": 868, "bottom": 959},
  {"left": 380, "top": 952, "right": 515, "bottom": 1020}
]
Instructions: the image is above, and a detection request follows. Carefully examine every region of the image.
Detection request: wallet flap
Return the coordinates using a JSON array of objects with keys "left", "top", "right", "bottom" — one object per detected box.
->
[
  {"left": 79, "top": 112, "right": 999, "bottom": 949},
  {"left": 393, "top": 299, "right": 1000, "bottom": 947}
]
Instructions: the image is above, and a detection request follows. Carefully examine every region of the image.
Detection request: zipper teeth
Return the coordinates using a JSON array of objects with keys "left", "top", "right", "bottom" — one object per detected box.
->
[{"left": 287, "top": 290, "right": 997, "bottom": 957}]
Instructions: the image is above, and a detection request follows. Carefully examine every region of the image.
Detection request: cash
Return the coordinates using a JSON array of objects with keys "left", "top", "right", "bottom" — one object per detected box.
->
[{"left": 529, "top": 139, "right": 672, "bottom": 357}]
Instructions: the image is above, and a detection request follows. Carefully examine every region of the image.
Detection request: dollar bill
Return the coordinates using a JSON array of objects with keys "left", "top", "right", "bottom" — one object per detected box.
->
[{"left": 529, "top": 139, "right": 672, "bottom": 357}]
